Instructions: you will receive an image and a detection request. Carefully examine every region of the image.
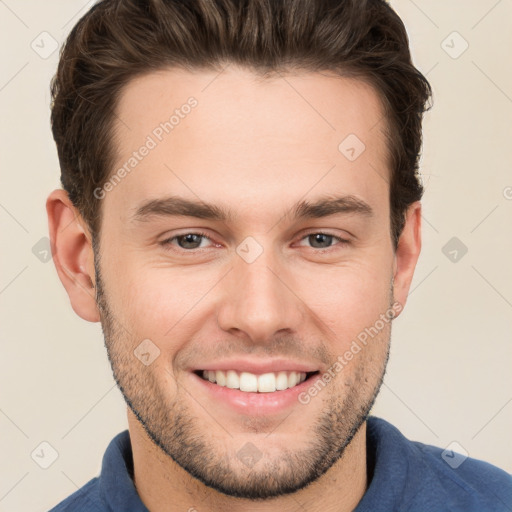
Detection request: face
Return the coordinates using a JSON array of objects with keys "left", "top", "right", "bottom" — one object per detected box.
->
[{"left": 78, "top": 67, "right": 416, "bottom": 499}]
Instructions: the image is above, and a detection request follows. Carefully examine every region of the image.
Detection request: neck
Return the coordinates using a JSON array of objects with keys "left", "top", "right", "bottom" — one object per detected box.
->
[{"left": 128, "top": 409, "right": 368, "bottom": 512}]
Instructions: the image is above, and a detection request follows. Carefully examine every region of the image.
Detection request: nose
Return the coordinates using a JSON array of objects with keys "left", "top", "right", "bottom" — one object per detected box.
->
[{"left": 216, "top": 242, "right": 304, "bottom": 344}]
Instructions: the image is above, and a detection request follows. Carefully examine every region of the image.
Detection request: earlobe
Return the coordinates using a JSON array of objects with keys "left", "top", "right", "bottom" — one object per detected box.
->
[
  {"left": 46, "top": 189, "right": 100, "bottom": 323},
  {"left": 392, "top": 201, "right": 422, "bottom": 317}
]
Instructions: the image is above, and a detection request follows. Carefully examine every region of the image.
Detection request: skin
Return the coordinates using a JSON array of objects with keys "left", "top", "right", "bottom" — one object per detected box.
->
[{"left": 47, "top": 66, "right": 421, "bottom": 512}]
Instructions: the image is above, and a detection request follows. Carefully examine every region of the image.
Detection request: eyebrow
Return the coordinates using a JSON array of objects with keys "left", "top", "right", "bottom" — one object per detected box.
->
[{"left": 130, "top": 194, "right": 374, "bottom": 224}]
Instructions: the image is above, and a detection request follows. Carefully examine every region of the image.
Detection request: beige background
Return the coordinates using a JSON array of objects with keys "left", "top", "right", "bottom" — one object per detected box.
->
[{"left": 1, "top": 1, "right": 511, "bottom": 511}]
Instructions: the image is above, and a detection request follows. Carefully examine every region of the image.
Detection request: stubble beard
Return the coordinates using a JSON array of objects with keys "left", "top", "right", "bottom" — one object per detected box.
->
[{"left": 93, "top": 244, "right": 391, "bottom": 500}]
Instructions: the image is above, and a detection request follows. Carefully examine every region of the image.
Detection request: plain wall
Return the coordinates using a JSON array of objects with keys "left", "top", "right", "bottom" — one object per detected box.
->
[{"left": 1, "top": 1, "right": 511, "bottom": 510}]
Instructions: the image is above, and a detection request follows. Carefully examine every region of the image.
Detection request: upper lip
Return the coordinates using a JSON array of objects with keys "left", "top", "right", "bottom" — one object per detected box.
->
[{"left": 190, "top": 358, "right": 321, "bottom": 375}]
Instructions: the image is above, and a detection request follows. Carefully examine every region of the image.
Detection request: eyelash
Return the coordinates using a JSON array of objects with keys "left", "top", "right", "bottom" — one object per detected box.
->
[{"left": 159, "top": 230, "right": 350, "bottom": 253}]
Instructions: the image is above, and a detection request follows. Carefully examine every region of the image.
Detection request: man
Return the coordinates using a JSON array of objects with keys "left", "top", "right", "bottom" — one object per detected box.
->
[{"left": 46, "top": 0, "right": 512, "bottom": 510}]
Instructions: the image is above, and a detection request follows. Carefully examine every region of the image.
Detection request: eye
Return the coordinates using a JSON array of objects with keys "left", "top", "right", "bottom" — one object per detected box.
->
[
  {"left": 296, "top": 232, "right": 349, "bottom": 250},
  {"left": 161, "top": 231, "right": 215, "bottom": 251},
  {"left": 160, "top": 230, "right": 350, "bottom": 253}
]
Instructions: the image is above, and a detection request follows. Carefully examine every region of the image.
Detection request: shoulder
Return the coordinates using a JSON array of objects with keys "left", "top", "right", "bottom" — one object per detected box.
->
[
  {"left": 48, "top": 430, "right": 133, "bottom": 512},
  {"left": 411, "top": 438, "right": 512, "bottom": 509},
  {"left": 366, "top": 416, "right": 512, "bottom": 511},
  {"left": 47, "top": 477, "right": 103, "bottom": 512}
]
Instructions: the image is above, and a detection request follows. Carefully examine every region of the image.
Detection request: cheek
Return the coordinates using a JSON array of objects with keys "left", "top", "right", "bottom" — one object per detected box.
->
[
  {"left": 105, "top": 241, "right": 393, "bottom": 345},
  {"left": 302, "top": 262, "right": 392, "bottom": 343},
  {"left": 111, "top": 263, "right": 217, "bottom": 339}
]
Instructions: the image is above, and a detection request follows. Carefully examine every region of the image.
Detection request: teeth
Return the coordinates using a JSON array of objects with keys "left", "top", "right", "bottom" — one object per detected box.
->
[
  {"left": 239, "top": 372, "right": 258, "bottom": 392},
  {"left": 226, "top": 370, "right": 239, "bottom": 389},
  {"left": 200, "top": 370, "right": 308, "bottom": 392},
  {"left": 276, "top": 371, "right": 289, "bottom": 390},
  {"left": 215, "top": 370, "right": 226, "bottom": 386},
  {"left": 258, "top": 373, "right": 276, "bottom": 392}
]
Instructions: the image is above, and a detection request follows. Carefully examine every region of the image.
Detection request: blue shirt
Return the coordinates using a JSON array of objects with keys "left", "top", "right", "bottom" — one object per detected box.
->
[{"left": 49, "top": 416, "right": 512, "bottom": 511}]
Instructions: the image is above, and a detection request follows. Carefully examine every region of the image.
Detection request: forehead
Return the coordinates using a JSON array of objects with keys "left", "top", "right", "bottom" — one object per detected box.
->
[{"left": 107, "top": 66, "right": 390, "bottom": 223}]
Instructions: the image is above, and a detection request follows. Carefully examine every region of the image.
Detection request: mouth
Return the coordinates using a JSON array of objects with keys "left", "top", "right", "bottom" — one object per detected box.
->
[{"left": 193, "top": 369, "right": 320, "bottom": 393}]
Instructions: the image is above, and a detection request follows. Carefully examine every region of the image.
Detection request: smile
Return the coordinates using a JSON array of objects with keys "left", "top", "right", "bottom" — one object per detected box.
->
[{"left": 195, "top": 369, "right": 319, "bottom": 393}]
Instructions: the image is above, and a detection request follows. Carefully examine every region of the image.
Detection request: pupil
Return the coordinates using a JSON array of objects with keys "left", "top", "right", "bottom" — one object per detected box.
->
[
  {"left": 310, "top": 233, "right": 332, "bottom": 249},
  {"left": 180, "top": 234, "right": 201, "bottom": 249}
]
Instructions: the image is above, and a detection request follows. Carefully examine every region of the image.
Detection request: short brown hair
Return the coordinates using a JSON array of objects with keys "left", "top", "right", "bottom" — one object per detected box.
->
[{"left": 50, "top": 0, "right": 432, "bottom": 248}]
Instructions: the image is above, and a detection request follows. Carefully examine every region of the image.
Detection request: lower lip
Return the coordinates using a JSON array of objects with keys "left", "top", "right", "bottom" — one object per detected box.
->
[{"left": 189, "top": 372, "right": 321, "bottom": 415}]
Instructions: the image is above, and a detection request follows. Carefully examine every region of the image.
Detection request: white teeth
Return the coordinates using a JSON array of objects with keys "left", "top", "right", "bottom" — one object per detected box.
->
[
  {"left": 239, "top": 372, "right": 258, "bottom": 392},
  {"left": 200, "top": 370, "right": 308, "bottom": 393},
  {"left": 226, "top": 370, "right": 239, "bottom": 389},
  {"left": 276, "top": 371, "right": 289, "bottom": 390},
  {"left": 258, "top": 372, "right": 276, "bottom": 393},
  {"left": 288, "top": 372, "right": 298, "bottom": 388},
  {"left": 215, "top": 370, "right": 226, "bottom": 386}
]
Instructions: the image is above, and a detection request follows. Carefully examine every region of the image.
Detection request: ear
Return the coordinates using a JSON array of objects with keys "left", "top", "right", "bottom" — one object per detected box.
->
[
  {"left": 392, "top": 201, "right": 422, "bottom": 318},
  {"left": 46, "top": 189, "right": 100, "bottom": 322}
]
